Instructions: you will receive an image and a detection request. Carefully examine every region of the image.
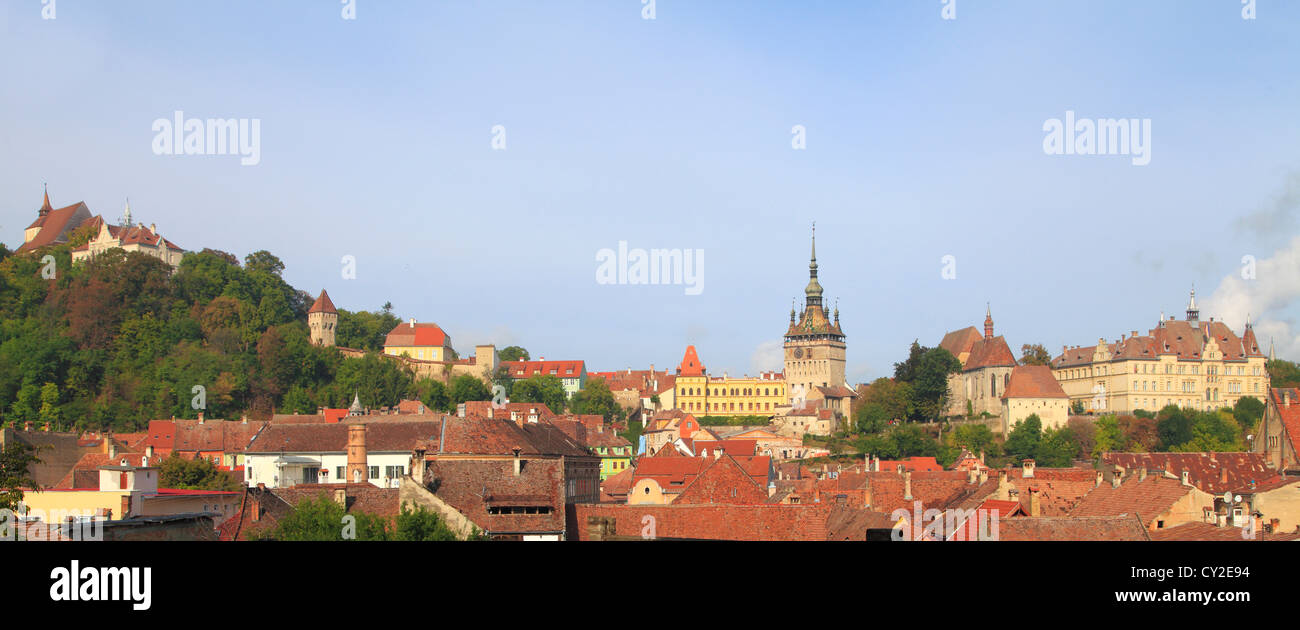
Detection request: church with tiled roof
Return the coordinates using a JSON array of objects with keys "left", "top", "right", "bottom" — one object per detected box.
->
[{"left": 940, "top": 306, "right": 1019, "bottom": 418}]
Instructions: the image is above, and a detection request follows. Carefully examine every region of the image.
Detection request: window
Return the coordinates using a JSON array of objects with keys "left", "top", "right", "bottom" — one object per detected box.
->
[
  {"left": 385, "top": 465, "right": 405, "bottom": 478},
  {"left": 368, "top": 466, "right": 379, "bottom": 479},
  {"left": 336, "top": 466, "right": 345, "bottom": 479}
]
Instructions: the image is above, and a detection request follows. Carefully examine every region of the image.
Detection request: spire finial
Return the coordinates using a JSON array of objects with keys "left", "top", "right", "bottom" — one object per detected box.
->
[{"left": 810, "top": 221, "right": 817, "bottom": 263}]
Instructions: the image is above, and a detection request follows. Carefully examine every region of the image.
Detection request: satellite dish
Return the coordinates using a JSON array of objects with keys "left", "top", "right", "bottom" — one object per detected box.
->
[{"left": 1234, "top": 496, "right": 1242, "bottom": 503}]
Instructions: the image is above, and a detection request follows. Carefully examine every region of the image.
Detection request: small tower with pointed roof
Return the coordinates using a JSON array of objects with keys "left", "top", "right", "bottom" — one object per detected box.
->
[
  {"left": 308, "top": 289, "right": 339, "bottom": 347},
  {"left": 984, "top": 304, "right": 994, "bottom": 340},
  {"left": 1185, "top": 287, "right": 1200, "bottom": 323}
]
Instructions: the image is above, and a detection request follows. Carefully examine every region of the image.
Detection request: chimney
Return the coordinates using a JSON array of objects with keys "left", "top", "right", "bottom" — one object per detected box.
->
[
  {"left": 512, "top": 447, "right": 522, "bottom": 477},
  {"left": 1181, "top": 471, "right": 1191, "bottom": 487},
  {"left": 145, "top": 445, "right": 154, "bottom": 460},
  {"left": 1112, "top": 470, "right": 1122, "bottom": 489},
  {"left": 408, "top": 318, "right": 415, "bottom": 328},
  {"left": 1028, "top": 487, "right": 1041, "bottom": 517},
  {"left": 251, "top": 489, "right": 263, "bottom": 522},
  {"left": 1138, "top": 467, "right": 1147, "bottom": 482},
  {"left": 198, "top": 411, "right": 205, "bottom": 424},
  {"left": 967, "top": 466, "right": 977, "bottom": 484},
  {"left": 333, "top": 488, "right": 348, "bottom": 507},
  {"left": 768, "top": 481, "right": 777, "bottom": 498},
  {"left": 977, "top": 469, "right": 988, "bottom": 485},
  {"left": 1095, "top": 470, "right": 1103, "bottom": 488},
  {"left": 241, "top": 415, "right": 248, "bottom": 425},
  {"left": 346, "top": 424, "right": 367, "bottom": 484},
  {"left": 457, "top": 403, "right": 466, "bottom": 418},
  {"left": 1022, "top": 459, "right": 1035, "bottom": 478},
  {"left": 903, "top": 471, "right": 912, "bottom": 501},
  {"left": 107, "top": 440, "right": 116, "bottom": 458},
  {"left": 1220, "top": 467, "right": 1228, "bottom": 485}
]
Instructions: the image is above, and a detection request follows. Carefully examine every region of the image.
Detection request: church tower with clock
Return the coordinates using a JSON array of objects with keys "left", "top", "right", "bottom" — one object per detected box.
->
[{"left": 783, "top": 225, "right": 847, "bottom": 397}]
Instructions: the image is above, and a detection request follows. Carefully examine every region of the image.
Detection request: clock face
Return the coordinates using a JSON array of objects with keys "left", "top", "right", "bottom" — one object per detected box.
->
[{"left": 794, "top": 348, "right": 804, "bottom": 359}]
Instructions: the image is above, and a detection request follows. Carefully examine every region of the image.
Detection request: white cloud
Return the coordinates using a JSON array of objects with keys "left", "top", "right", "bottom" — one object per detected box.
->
[
  {"left": 1203, "top": 234, "right": 1300, "bottom": 361},
  {"left": 749, "top": 340, "right": 784, "bottom": 374}
]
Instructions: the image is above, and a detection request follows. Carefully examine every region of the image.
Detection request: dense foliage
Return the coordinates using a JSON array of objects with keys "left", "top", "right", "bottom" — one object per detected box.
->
[{"left": 0, "top": 245, "right": 420, "bottom": 432}]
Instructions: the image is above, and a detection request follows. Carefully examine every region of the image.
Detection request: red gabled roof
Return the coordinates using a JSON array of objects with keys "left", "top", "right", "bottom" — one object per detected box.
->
[
  {"left": 308, "top": 289, "right": 338, "bottom": 314},
  {"left": 964, "top": 336, "right": 1017, "bottom": 370},
  {"left": 1271, "top": 388, "right": 1300, "bottom": 466},
  {"left": 384, "top": 322, "right": 448, "bottom": 348},
  {"left": 502, "top": 360, "right": 585, "bottom": 379},
  {"left": 17, "top": 200, "right": 93, "bottom": 252},
  {"left": 677, "top": 345, "right": 705, "bottom": 377}
]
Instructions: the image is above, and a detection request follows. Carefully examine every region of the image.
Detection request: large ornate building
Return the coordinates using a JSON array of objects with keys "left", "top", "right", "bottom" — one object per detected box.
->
[
  {"left": 1051, "top": 291, "right": 1269, "bottom": 414},
  {"left": 783, "top": 226, "right": 850, "bottom": 414},
  {"left": 673, "top": 345, "right": 787, "bottom": 416}
]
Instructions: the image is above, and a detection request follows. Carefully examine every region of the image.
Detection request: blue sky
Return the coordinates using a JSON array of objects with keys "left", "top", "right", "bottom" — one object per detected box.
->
[{"left": 2, "top": 0, "right": 1298, "bottom": 383}]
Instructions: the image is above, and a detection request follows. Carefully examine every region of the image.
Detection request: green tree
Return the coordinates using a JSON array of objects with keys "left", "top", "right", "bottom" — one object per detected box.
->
[
  {"left": 1004, "top": 415, "right": 1043, "bottom": 462},
  {"left": 1233, "top": 396, "right": 1266, "bottom": 432},
  {"left": 264, "top": 494, "right": 389, "bottom": 541},
  {"left": 510, "top": 375, "right": 566, "bottom": 415},
  {"left": 0, "top": 441, "right": 41, "bottom": 512},
  {"left": 38, "top": 382, "right": 61, "bottom": 429},
  {"left": 1092, "top": 415, "right": 1124, "bottom": 458},
  {"left": 392, "top": 502, "right": 461, "bottom": 541},
  {"left": 853, "top": 402, "right": 889, "bottom": 435},
  {"left": 159, "top": 455, "right": 242, "bottom": 491},
  {"left": 1156, "top": 405, "right": 1194, "bottom": 450},
  {"left": 1035, "top": 427, "right": 1077, "bottom": 467},
  {"left": 1020, "top": 343, "right": 1053, "bottom": 366},
  {"left": 571, "top": 377, "right": 621, "bottom": 422},
  {"left": 499, "top": 346, "right": 530, "bottom": 361},
  {"left": 911, "top": 347, "right": 962, "bottom": 420},
  {"left": 412, "top": 378, "right": 451, "bottom": 413},
  {"left": 951, "top": 423, "right": 996, "bottom": 455},
  {"left": 1267, "top": 359, "right": 1300, "bottom": 389},
  {"left": 448, "top": 374, "right": 491, "bottom": 408}
]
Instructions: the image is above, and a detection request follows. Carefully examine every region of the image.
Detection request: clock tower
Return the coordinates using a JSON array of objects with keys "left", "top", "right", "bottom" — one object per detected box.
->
[{"left": 783, "top": 224, "right": 847, "bottom": 399}]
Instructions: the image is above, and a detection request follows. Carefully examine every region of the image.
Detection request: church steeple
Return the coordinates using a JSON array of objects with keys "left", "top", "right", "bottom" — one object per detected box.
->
[
  {"left": 804, "top": 222, "right": 823, "bottom": 309},
  {"left": 39, "top": 183, "right": 51, "bottom": 217},
  {"left": 984, "top": 303, "right": 994, "bottom": 340},
  {"left": 1270, "top": 337, "right": 1276, "bottom": 362}
]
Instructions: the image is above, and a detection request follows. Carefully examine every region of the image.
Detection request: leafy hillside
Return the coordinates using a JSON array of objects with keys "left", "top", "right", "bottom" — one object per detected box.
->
[{"left": 0, "top": 243, "right": 415, "bottom": 432}]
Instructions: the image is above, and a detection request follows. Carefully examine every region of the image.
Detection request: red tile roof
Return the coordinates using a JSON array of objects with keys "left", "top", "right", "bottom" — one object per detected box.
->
[
  {"left": 1150, "top": 521, "right": 1300, "bottom": 541},
  {"left": 308, "top": 289, "right": 337, "bottom": 314},
  {"left": 964, "top": 336, "right": 1017, "bottom": 371},
  {"left": 16, "top": 199, "right": 93, "bottom": 252},
  {"left": 1070, "top": 475, "right": 1194, "bottom": 523},
  {"left": 1271, "top": 388, "right": 1300, "bottom": 467},
  {"left": 939, "top": 326, "right": 982, "bottom": 363},
  {"left": 574, "top": 503, "right": 832, "bottom": 541},
  {"left": 384, "top": 322, "right": 448, "bottom": 348},
  {"left": 1101, "top": 451, "right": 1281, "bottom": 494},
  {"left": 502, "top": 360, "right": 586, "bottom": 380},
  {"left": 247, "top": 421, "right": 442, "bottom": 453},
  {"left": 1002, "top": 365, "right": 1068, "bottom": 399}
]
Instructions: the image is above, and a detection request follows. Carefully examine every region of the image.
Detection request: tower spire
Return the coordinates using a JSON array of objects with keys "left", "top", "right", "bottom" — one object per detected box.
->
[
  {"left": 40, "top": 183, "right": 51, "bottom": 216},
  {"left": 1270, "top": 337, "right": 1276, "bottom": 362},
  {"left": 984, "top": 303, "right": 994, "bottom": 340},
  {"left": 1186, "top": 286, "right": 1199, "bottom": 322},
  {"left": 804, "top": 223, "right": 823, "bottom": 309},
  {"left": 123, "top": 197, "right": 132, "bottom": 227}
]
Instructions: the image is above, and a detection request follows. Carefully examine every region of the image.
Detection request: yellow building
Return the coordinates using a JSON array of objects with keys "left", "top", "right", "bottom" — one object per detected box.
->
[
  {"left": 383, "top": 319, "right": 453, "bottom": 361},
  {"left": 673, "top": 345, "right": 788, "bottom": 416},
  {"left": 1052, "top": 291, "right": 1270, "bottom": 414},
  {"left": 18, "top": 462, "right": 241, "bottom": 529}
]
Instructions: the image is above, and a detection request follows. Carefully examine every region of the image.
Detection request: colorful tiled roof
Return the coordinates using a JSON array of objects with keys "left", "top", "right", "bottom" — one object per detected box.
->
[
  {"left": 384, "top": 322, "right": 448, "bottom": 348},
  {"left": 308, "top": 289, "right": 337, "bottom": 314}
]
